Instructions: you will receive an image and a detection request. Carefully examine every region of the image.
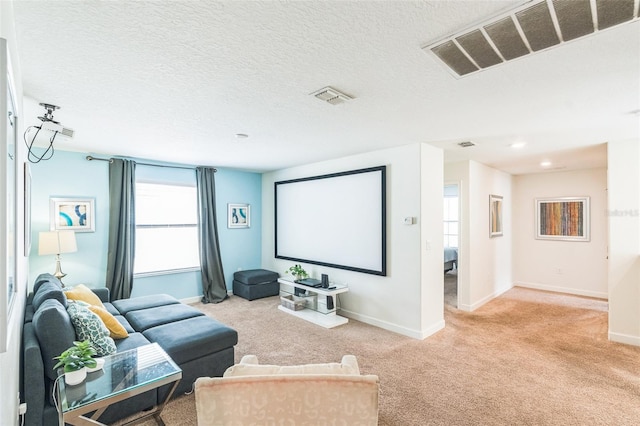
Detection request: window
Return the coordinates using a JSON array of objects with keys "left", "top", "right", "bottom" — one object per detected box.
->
[
  {"left": 134, "top": 181, "right": 200, "bottom": 275},
  {"left": 443, "top": 196, "right": 459, "bottom": 248}
]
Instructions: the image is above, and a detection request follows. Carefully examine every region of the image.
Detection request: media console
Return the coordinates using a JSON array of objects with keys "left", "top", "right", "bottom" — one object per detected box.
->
[{"left": 277, "top": 278, "right": 349, "bottom": 328}]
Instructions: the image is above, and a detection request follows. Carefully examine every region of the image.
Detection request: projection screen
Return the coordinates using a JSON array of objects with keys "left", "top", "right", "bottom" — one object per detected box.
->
[{"left": 275, "top": 166, "right": 386, "bottom": 276}]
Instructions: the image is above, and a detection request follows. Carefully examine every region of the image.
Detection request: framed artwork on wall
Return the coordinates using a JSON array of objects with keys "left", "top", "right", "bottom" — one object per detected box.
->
[
  {"left": 228, "top": 203, "right": 250, "bottom": 228},
  {"left": 535, "top": 197, "right": 590, "bottom": 242},
  {"left": 50, "top": 197, "right": 96, "bottom": 232},
  {"left": 489, "top": 194, "right": 503, "bottom": 238}
]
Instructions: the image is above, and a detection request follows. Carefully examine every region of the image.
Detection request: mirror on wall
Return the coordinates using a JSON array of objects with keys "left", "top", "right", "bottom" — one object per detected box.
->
[{"left": 0, "top": 37, "right": 18, "bottom": 353}]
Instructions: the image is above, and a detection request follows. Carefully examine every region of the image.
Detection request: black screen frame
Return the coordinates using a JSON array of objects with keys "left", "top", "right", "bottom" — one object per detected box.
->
[{"left": 274, "top": 165, "right": 387, "bottom": 276}]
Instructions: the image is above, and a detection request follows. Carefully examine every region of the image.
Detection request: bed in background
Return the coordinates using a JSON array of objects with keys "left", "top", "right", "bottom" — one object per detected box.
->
[{"left": 444, "top": 247, "right": 458, "bottom": 273}]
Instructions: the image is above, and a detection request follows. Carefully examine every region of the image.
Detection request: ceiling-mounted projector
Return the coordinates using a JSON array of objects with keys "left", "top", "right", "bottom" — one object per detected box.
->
[
  {"left": 40, "top": 119, "right": 74, "bottom": 138},
  {"left": 37, "top": 103, "right": 74, "bottom": 138}
]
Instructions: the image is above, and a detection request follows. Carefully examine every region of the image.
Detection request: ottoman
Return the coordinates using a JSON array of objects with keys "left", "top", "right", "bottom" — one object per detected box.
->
[{"left": 233, "top": 269, "right": 279, "bottom": 301}]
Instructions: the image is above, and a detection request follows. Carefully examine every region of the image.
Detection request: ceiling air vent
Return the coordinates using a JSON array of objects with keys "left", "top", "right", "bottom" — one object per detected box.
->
[
  {"left": 423, "top": 0, "right": 639, "bottom": 77},
  {"left": 458, "top": 141, "right": 476, "bottom": 148},
  {"left": 311, "top": 86, "right": 353, "bottom": 105}
]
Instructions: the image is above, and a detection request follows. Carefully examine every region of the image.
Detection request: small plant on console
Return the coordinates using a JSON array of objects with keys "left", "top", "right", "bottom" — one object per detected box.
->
[{"left": 286, "top": 264, "right": 308, "bottom": 281}]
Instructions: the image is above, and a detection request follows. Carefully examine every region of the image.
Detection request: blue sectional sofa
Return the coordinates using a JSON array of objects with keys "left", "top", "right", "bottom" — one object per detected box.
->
[{"left": 22, "top": 274, "right": 238, "bottom": 425}]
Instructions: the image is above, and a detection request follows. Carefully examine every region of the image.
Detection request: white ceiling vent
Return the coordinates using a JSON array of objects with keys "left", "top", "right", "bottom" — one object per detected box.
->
[
  {"left": 423, "top": 0, "right": 640, "bottom": 77},
  {"left": 311, "top": 86, "right": 353, "bottom": 105}
]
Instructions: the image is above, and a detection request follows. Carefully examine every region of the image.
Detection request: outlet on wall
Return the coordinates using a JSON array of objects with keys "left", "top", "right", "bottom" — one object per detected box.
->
[{"left": 555, "top": 268, "right": 563, "bottom": 275}]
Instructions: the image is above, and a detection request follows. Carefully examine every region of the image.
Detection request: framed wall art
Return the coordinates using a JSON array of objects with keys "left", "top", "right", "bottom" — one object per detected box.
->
[
  {"left": 50, "top": 197, "right": 96, "bottom": 232},
  {"left": 536, "top": 197, "right": 590, "bottom": 241},
  {"left": 228, "top": 203, "right": 250, "bottom": 228},
  {"left": 489, "top": 194, "right": 503, "bottom": 238}
]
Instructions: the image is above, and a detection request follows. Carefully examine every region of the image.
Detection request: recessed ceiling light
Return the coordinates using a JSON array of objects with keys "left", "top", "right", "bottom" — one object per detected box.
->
[
  {"left": 235, "top": 133, "right": 249, "bottom": 139},
  {"left": 540, "top": 161, "right": 552, "bottom": 167},
  {"left": 510, "top": 142, "right": 526, "bottom": 149}
]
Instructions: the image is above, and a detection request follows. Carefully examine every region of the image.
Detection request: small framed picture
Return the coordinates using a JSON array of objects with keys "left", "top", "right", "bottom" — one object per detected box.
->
[
  {"left": 228, "top": 203, "right": 250, "bottom": 228},
  {"left": 489, "top": 194, "right": 503, "bottom": 238},
  {"left": 536, "top": 197, "right": 590, "bottom": 241},
  {"left": 50, "top": 197, "right": 96, "bottom": 232}
]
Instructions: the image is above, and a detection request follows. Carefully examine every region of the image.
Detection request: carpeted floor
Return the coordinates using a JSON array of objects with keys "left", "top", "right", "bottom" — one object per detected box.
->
[
  {"left": 121, "top": 287, "right": 640, "bottom": 425},
  {"left": 444, "top": 269, "right": 457, "bottom": 308}
]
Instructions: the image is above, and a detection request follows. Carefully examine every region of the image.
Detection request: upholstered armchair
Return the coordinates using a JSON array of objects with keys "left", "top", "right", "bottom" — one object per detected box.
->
[{"left": 194, "top": 355, "right": 379, "bottom": 425}]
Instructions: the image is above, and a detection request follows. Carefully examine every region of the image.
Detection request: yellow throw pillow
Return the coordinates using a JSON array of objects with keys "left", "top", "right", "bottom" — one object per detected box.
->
[
  {"left": 64, "top": 284, "right": 105, "bottom": 309},
  {"left": 88, "top": 305, "right": 129, "bottom": 339}
]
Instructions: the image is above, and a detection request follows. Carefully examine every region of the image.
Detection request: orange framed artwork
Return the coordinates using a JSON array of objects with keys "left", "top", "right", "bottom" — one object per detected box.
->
[{"left": 535, "top": 197, "right": 590, "bottom": 242}]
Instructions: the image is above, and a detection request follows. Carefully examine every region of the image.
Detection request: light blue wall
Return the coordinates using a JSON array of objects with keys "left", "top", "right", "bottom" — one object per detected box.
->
[{"left": 28, "top": 149, "right": 262, "bottom": 300}]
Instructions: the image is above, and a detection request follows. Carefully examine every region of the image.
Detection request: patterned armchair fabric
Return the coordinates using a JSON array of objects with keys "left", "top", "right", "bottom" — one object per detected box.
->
[{"left": 195, "top": 355, "right": 379, "bottom": 425}]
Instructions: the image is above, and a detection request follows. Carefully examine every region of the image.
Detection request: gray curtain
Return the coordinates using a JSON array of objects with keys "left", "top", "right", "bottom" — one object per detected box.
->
[
  {"left": 196, "top": 167, "right": 228, "bottom": 303},
  {"left": 106, "top": 159, "right": 136, "bottom": 300}
]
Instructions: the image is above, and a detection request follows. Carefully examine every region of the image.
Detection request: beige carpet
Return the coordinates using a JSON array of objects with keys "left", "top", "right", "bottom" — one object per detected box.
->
[
  {"left": 123, "top": 287, "right": 640, "bottom": 425},
  {"left": 444, "top": 270, "right": 457, "bottom": 308}
]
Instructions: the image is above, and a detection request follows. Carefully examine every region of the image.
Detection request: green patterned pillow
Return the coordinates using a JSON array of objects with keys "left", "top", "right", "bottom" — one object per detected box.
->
[{"left": 67, "top": 301, "right": 116, "bottom": 356}]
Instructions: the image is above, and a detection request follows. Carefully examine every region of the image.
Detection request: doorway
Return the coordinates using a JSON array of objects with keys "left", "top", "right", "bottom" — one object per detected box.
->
[{"left": 444, "top": 184, "right": 459, "bottom": 308}]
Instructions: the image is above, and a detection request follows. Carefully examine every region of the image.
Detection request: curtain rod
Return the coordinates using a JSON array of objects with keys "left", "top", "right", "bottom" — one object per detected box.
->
[{"left": 86, "top": 155, "right": 216, "bottom": 172}]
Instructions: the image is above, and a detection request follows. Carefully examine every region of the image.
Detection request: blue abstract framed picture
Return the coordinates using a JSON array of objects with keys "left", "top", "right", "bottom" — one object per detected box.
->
[
  {"left": 50, "top": 197, "right": 95, "bottom": 232},
  {"left": 228, "top": 203, "right": 250, "bottom": 229}
]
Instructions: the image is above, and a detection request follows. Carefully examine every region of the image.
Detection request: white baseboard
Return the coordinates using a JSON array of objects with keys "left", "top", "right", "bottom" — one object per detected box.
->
[
  {"left": 339, "top": 309, "right": 444, "bottom": 340},
  {"left": 458, "top": 285, "right": 512, "bottom": 312},
  {"left": 182, "top": 290, "right": 234, "bottom": 305},
  {"left": 609, "top": 331, "right": 640, "bottom": 347},
  {"left": 180, "top": 295, "right": 202, "bottom": 304},
  {"left": 515, "top": 281, "right": 608, "bottom": 300}
]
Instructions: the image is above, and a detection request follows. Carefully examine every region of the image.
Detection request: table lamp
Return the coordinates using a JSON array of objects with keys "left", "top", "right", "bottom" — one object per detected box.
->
[{"left": 39, "top": 230, "right": 77, "bottom": 287}]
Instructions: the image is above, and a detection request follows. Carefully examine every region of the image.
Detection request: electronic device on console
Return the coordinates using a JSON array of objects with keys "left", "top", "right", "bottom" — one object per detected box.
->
[{"left": 297, "top": 278, "right": 323, "bottom": 287}]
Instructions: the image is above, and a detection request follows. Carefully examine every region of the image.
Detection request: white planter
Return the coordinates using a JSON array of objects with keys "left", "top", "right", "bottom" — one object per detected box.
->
[
  {"left": 86, "top": 358, "right": 105, "bottom": 373},
  {"left": 64, "top": 367, "right": 87, "bottom": 386}
]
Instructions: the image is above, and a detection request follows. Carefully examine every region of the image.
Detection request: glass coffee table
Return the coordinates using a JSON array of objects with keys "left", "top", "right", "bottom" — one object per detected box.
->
[{"left": 56, "top": 343, "right": 182, "bottom": 426}]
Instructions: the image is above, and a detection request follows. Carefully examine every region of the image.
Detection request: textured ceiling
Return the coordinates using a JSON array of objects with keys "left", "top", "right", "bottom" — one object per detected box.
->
[{"left": 12, "top": 0, "right": 640, "bottom": 173}]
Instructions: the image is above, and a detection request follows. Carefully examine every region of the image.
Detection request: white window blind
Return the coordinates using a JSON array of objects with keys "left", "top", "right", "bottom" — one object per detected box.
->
[{"left": 134, "top": 181, "right": 200, "bottom": 275}]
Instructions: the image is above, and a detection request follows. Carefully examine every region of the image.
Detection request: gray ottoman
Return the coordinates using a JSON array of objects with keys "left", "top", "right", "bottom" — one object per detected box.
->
[{"left": 233, "top": 269, "right": 279, "bottom": 301}]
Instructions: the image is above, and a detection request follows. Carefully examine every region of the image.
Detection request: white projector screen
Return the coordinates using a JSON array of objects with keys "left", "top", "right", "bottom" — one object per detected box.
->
[{"left": 275, "top": 166, "right": 386, "bottom": 276}]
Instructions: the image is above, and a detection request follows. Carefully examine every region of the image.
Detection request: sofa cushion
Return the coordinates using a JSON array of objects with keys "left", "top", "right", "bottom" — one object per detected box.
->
[
  {"left": 114, "top": 332, "right": 152, "bottom": 352},
  {"left": 65, "top": 284, "right": 105, "bottom": 308},
  {"left": 33, "top": 273, "right": 62, "bottom": 295},
  {"left": 103, "top": 302, "right": 121, "bottom": 316},
  {"left": 112, "top": 294, "right": 179, "bottom": 315},
  {"left": 32, "top": 282, "right": 67, "bottom": 312},
  {"left": 32, "top": 299, "right": 77, "bottom": 381},
  {"left": 126, "top": 304, "right": 203, "bottom": 332},
  {"left": 143, "top": 316, "right": 238, "bottom": 365},
  {"left": 223, "top": 355, "right": 361, "bottom": 377},
  {"left": 67, "top": 301, "right": 117, "bottom": 356},
  {"left": 88, "top": 305, "right": 129, "bottom": 339}
]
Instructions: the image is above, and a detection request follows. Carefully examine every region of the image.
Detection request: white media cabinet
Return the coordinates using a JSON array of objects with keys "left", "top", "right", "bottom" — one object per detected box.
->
[{"left": 277, "top": 278, "right": 349, "bottom": 328}]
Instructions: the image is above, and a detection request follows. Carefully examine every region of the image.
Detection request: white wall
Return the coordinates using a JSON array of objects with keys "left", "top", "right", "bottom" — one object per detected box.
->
[
  {"left": 445, "top": 160, "right": 512, "bottom": 311},
  {"left": 607, "top": 140, "right": 640, "bottom": 346},
  {"left": 0, "top": 2, "right": 28, "bottom": 426},
  {"left": 262, "top": 143, "right": 444, "bottom": 339},
  {"left": 513, "top": 168, "right": 608, "bottom": 298},
  {"left": 420, "top": 143, "right": 445, "bottom": 334}
]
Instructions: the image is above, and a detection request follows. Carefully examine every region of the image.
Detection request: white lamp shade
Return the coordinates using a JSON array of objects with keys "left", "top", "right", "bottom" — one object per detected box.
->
[{"left": 38, "top": 231, "right": 78, "bottom": 256}]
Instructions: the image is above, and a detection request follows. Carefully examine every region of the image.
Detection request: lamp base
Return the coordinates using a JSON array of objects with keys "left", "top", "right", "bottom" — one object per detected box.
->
[{"left": 53, "top": 255, "right": 67, "bottom": 288}]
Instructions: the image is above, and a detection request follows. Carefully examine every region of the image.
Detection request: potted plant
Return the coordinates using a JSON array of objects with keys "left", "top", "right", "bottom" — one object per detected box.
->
[
  {"left": 53, "top": 340, "right": 98, "bottom": 385},
  {"left": 286, "top": 264, "right": 308, "bottom": 282}
]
